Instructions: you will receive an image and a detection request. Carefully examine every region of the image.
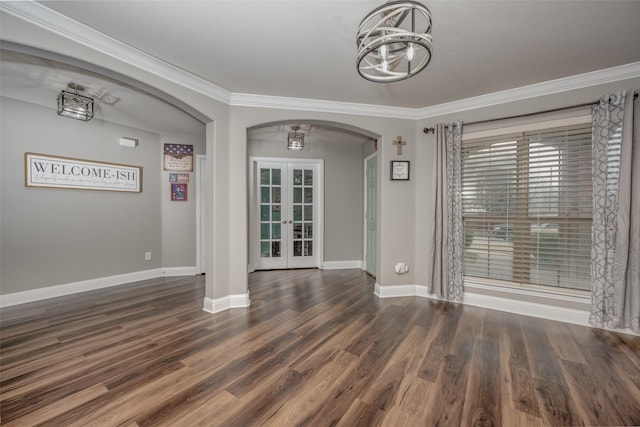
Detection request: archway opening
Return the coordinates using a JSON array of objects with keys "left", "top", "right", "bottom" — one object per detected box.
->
[{"left": 246, "top": 120, "right": 379, "bottom": 276}]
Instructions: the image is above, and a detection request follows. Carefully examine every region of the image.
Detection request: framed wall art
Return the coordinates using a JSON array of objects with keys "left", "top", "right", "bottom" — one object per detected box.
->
[
  {"left": 390, "top": 160, "right": 410, "bottom": 181},
  {"left": 163, "top": 144, "right": 193, "bottom": 172},
  {"left": 171, "top": 183, "right": 188, "bottom": 201},
  {"left": 24, "top": 152, "right": 142, "bottom": 192}
]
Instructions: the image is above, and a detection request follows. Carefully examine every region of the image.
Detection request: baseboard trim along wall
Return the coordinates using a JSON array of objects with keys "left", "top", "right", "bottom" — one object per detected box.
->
[
  {"left": 374, "top": 283, "right": 638, "bottom": 336},
  {"left": 322, "top": 260, "right": 364, "bottom": 270},
  {"left": 374, "top": 283, "right": 588, "bottom": 325},
  {"left": 162, "top": 266, "right": 199, "bottom": 276},
  {"left": 0, "top": 267, "right": 198, "bottom": 308},
  {"left": 1, "top": 260, "right": 361, "bottom": 309},
  {"left": 203, "top": 292, "right": 251, "bottom": 313}
]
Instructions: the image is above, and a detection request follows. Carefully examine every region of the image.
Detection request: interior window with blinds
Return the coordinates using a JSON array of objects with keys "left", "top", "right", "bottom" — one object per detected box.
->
[{"left": 462, "top": 122, "right": 592, "bottom": 291}]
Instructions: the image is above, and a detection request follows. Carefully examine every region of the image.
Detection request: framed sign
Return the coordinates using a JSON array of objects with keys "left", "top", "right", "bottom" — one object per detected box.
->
[
  {"left": 169, "top": 173, "right": 190, "bottom": 183},
  {"left": 164, "top": 144, "right": 193, "bottom": 171},
  {"left": 391, "top": 160, "right": 410, "bottom": 181},
  {"left": 171, "top": 183, "right": 188, "bottom": 201},
  {"left": 25, "top": 152, "right": 142, "bottom": 192}
]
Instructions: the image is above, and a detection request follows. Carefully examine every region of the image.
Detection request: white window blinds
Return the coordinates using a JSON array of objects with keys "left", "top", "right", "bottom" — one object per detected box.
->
[{"left": 461, "top": 123, "right": 592, "bottom": 290}]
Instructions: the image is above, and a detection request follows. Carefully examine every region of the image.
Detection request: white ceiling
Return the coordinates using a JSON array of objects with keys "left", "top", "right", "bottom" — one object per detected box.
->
[
  {"left": 2, "top": 1, "right": 640, "bottom": 138},
  {"left": 0, "top": 49, "right": 206, "bottom": 135},
  {"left": 36, "top": 0, "right": 640, "bottom": 109}
]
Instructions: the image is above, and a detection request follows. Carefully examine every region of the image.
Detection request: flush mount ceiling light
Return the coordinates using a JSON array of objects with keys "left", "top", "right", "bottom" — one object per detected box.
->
[
  {"left": 57, "top": 83, "right": 94, "bottom": 121},
  {"left": 357, "top": 1, "right": 433, "bottom": 83},
  {"left": 287, "top": 126, "right": 305, "bottom": 151}
]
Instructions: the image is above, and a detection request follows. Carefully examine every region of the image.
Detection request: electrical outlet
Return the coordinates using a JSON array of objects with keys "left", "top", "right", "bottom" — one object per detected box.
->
[{"left": 145, "top": 252, "right": 152, "bottom": 261}]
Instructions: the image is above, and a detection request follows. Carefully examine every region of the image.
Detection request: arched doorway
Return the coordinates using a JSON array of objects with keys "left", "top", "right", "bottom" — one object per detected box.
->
[
  {"left": 1, "top": 43, "right": 210, "bottom": 300},
  {"left": 247, "top": 121, "right": 379, "bottom": 276}
]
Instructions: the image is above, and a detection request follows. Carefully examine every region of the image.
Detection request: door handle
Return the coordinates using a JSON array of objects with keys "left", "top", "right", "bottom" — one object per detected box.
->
[{"left": 282, "top": 220, "right": 287, "bottom": 224}]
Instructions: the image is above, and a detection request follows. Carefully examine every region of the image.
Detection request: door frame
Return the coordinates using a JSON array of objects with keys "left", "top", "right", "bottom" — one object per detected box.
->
[
  {"left": 363, "top": 152, "right": 377, "bottom": 277},
  {"left": 195, "top": 154, "right": 207, "bottom": 274},
  {"left": 249, "top": 156, "right": 324, "bottom": 272}
]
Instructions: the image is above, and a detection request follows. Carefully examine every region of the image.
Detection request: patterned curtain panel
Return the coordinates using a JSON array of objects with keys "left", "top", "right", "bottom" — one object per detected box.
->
[
  {"left": 590, "top": 90, "right": 639, "bottom": 332},
  {"left": 429, "top": 122, "right": 464, "bottom": 301}
]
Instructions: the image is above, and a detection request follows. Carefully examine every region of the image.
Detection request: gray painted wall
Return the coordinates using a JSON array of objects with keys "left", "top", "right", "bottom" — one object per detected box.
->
[
  {"left": 0, "top": 97, "right": 204, "bottom": 294},
  {"left": 161, "top": 132, "right": 205, "bottom": 268},
  {"left": 248, "top": 137, "right": 364, "bottom": 263}
]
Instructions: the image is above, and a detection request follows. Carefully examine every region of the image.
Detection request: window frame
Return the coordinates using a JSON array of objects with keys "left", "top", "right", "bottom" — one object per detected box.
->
[{"left": 461, "top": 115, "right": 592, "bottom": 294}]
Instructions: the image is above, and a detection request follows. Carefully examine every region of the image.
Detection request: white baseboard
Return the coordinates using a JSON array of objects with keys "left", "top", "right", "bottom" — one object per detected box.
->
[
  {"left": 462, "top": 292, "right": 589, "bottom": 326},
  {"left": 322, "top": 260, "right": 364, "bottom": 270},
  {"left": 162, "top": 266, "right": 199, "bottom": 276},
  {"left": 0, "top": 268, "right": 163, "bottom": 308},
  {"left": 203, "top": 292, "right": 250, "bottom": 313},
  {"left": 374, "top": 283, "right": 435, "bottom": 299},
  {"left": 373, "top": 283, "right": 638, "bottom": 336},
  {"left": 0, "top": 267, "right": 203, "bottom": 308},
  {"left": 374, "top": 282, "right": 587, "bottom": 325}
]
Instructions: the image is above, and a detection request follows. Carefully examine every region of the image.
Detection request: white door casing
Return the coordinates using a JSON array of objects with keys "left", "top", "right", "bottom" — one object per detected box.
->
[
  {"left": 196, "top": 154, "right": 206, "bottom": 274},
  {"left": 250, "top": 157, "right": 324, "bottom": 270},
  {"left": 364, "top": 153, "right": 377, "bottom": 276}
]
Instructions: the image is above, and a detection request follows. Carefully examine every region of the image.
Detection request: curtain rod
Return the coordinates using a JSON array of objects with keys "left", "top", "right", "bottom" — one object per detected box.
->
[{"left": 423, "top": 92, "right": 638, "bottom": 134}]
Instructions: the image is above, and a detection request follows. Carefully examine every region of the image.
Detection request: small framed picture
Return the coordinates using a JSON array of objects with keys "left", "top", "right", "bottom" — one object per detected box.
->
[
  {"left": 171, "top": 183, "right": 187, "bottom": 201},
  {"left": 169, "top": 173, "right": 189, "bottom": 183},
  {"left": 391, "top": 161, "right": 410, "bottom": 181}
]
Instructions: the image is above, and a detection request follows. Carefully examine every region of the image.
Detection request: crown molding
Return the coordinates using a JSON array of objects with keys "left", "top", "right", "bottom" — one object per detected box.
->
[
  {"left": 0, "top": 1, "right": 232, "bottom": 104},
  {"left": 227, "top": 62, "right": 640, "bottom": 120},
  {"left": 3, "top": 1, "right": 640, "bottom": 121},
  {"left": 230, "top": 93, "right": 417, "bottom": 119},
  {"left": 415, "top": 61, "right": 640, "bottom": 120}
]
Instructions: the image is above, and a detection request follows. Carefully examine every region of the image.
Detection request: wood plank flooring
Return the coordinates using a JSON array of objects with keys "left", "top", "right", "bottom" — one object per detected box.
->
[{"left": 1, "top": 269, "right": 639, "bottom": 426}]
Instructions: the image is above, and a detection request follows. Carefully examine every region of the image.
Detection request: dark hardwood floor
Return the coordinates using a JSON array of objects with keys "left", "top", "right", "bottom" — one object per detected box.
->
[{"left": 1, "top": 269, "right": 639, "bottom": 426}]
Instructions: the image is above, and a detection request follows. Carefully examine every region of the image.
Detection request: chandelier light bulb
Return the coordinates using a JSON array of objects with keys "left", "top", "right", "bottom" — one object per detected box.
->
[
  {"left": 406, "top": 43, "right": 414, "bottom": 61},
  {"left": 379, "top": 44, "right": 388, "bottom": 59}
]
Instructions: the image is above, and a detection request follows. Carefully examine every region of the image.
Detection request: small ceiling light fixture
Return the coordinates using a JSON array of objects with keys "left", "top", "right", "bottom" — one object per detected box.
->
[
  {"left": 57, "top": 83, "right": 94, "bottom": 121},
  {"left": 357, "top": 1, "right": 433, "bottom": 83},
  {"left": 287, "top": 126, "right": 304, "bottom": 151}
]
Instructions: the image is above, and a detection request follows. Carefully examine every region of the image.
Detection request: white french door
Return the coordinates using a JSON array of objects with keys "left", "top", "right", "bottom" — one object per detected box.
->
[{"left": 251, "top": 158, "right": 323, "bottom": 270}]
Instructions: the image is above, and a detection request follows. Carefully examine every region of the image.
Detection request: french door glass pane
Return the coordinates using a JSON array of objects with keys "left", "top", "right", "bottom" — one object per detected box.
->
[
  {"left": 260, "top": 223, "right": 270, "bottom": 239},
  {"left": 290, "top": 167, "right": 314, "bottom": 259},
  {"left": 261, "top": 241, "right": 270, "bottom": 258},
  {"left": 293, "top": 205, "right": 302, "bottom": 221},
  {"left": 293, "top": 170, "right": 302, "bottom": 185},
  {"left": 272, "top": 187, "right": 281, "bottom": 203},
  {"left": 260, "top": 167, "right": 282, "bottom": 259},
  {"left": 272, "top": 241, "right": 281, "bottom": 257},
  {"left": 272, "top": 205, "right": 281, "bottom": 222},
  {"left": 272, "top": 223, "right": 281, "bottom": 239},
  {"left": 260, "top": 169, "right": 270, "bottom": 185},
  {"left": 272, "top": 169, "right": 281, "bottom": 185}
]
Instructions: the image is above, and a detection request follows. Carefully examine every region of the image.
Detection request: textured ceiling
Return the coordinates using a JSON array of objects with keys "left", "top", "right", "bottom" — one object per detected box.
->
[
  {"left": 2, "top": 1, "right": 640, "bottom": 136},
  {"left": 38, "top": 0, "right": 640, "bottom": 108}
]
